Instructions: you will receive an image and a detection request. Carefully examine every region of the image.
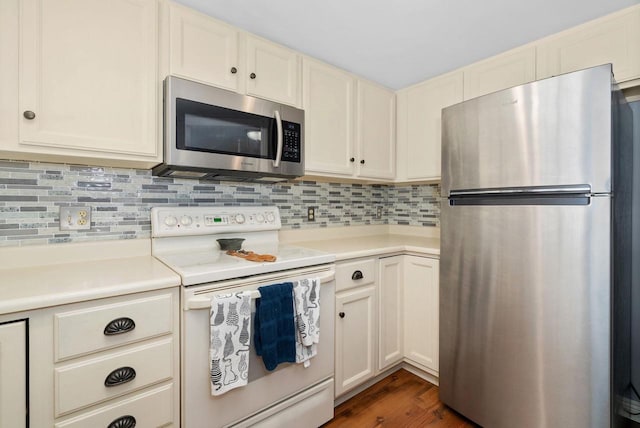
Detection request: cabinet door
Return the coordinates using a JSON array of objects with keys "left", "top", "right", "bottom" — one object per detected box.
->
[
  {"left": 537, "top": 7, "right": 640, "bottom": 83},
  {"left": 168, "top": 2, "right": 239, "bottom": 91},
  {"left": 396, "top": 72, "right": 463, "bottom": 181},
  {"left": 245, "top": 35, "right": 301, "bottom": 107},
  {"left": 463, "top": 46, "right": 536, "bottom": 100},
  {"left": 356, "top": 80, "right": 396, "bottom": 180},
  {"left": 0, "top": 0, "right": 19, "bottom": 149},
  {"left": 404, "top": 256, "right": 439, "bottom": 374},
  {"left": 302, "top": 57, "right": 356, "bottom": 176},
  {"left": 378, "top": 256, "right": 403, "bottom": 370},
  {"left": 335, "top": 285, "right": 376, "bottom": 396},
  {"left": 0, "top": 320, "right": 27, "bottom": 428},
  {"left": 19, "top": 0, "right": 159, "bottom": 160}
]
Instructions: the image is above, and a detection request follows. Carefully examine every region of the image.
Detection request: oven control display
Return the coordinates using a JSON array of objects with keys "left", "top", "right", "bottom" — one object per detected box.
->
[{"left": 204, "top": 215, "right": 230, "bottom": 226}]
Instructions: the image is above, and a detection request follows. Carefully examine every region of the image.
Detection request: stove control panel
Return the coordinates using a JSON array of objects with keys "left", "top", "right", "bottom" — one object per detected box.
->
[{"left": 151, "top": 206, "right": 281, "bottom": 237}]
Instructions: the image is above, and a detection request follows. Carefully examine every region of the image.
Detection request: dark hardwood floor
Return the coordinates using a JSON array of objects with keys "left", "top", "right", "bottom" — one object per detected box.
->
[{"left": 322, "top": 369, "right": 478, "bottom": 427}]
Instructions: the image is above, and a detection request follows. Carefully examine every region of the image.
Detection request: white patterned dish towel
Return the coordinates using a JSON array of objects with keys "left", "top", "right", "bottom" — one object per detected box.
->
[
  {"left": 292, "top": 277, "right": 321, "bottom": 367},
  {"left": 210, "top": 291, "right": 252, "bottom": 395}
]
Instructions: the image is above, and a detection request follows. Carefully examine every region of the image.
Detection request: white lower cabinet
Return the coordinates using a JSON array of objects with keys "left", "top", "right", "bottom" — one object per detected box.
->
[
  {"left": 403, "top": 255, "right": 440, "bottom": 374},
  {"left": 335, "top": 285, "right": 377, "bottom": 397},
  {"left": 378, "top": 256, "right": 403, "bottom": 370},
  {"left": 334, "top": 258, "right": 378, "bottom": 396},
  {"left": 0, "top": 288, "right": 180, "bottom": 428},
  {"left": 334, "top": 253, "right": 440, "bottom": 397},
  {"left": 0, "top": 320, "right": 27, "bottom": 428}
]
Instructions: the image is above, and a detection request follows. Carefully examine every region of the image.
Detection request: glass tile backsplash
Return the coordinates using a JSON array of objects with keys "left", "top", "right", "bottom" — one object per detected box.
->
[{"left": 0, "top": 160, "right": 440, "bottom": 247}]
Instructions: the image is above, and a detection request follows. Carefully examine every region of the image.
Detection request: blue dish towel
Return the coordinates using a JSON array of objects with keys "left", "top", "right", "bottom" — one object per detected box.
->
[{"left": 254, "top": 282, "right": 296, "bottom": 371}]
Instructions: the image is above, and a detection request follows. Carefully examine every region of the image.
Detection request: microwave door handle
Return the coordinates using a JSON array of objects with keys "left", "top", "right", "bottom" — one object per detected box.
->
[{"left": 273, "top": 110, "right": 283, "bottom": 168}]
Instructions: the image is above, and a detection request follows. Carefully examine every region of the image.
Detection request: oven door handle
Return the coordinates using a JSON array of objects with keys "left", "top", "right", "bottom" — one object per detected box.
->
[
  {"left": 273, "top": 110, "right": 283, "bottom": 168},
  {"left": 185, "top": 271, "right": 335, "bottom": 310}
]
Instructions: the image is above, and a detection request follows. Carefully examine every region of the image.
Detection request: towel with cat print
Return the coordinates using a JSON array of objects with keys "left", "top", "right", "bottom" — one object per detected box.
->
[
  {"left": 210, "top": 291, "right": 252, "bottom": 396},
  {"left": 293, "top": 277, "right": 321, "bottom": 367}
]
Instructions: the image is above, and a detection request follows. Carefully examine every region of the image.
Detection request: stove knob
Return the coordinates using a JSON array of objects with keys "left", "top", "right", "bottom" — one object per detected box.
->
[
  {"left": 234, "top": 214, "right": 246, "bottom": 224},
  {"left": 266, "top": 212, "right": 275, "bottom": 223},
  {"left": 256, "top": 213, "right": 265, "bottom": 223},
  {"left": 180, "top": 215, "right": 193, "bottom": 226},
  {"left": 164, "top": 215, "right": 178, "bottom": 227}
]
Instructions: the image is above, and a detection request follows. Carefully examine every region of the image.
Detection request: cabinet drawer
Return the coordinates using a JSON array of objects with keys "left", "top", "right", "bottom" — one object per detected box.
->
[
  {"left": 55, "top": 293, "right": 174, "bottom": 361},
  {"left": 54, "top": 383, "right": 174, "bottom": 428},
  {"left": 335, "top": 258, "right": 376, "bottom": 292},
  {"left": 55, "top": 338, "right": 173, "bottom": 417}
]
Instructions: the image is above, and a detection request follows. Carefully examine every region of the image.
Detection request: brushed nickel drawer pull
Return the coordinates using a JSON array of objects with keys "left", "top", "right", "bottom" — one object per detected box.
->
[
  {"left": 108, "top": 415, "right": 136, "bottom": 428},
  {"left": 103, "top": 317, "right": 136, "bottom": 336},
  {"left": 104, "top": 367, "right": 136, "bottom": 387}
]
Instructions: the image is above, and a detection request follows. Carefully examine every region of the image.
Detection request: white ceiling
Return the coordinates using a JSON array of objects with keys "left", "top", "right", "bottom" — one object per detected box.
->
[{"left": 174, "top": 0, "right": 639, "bottom": 90}]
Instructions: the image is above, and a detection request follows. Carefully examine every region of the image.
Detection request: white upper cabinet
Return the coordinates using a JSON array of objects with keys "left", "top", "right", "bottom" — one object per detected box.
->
[
  {"left": 0, "top": 0, "right": 19, "bottom": 150},
  {"left": 536, "top": 6, "right": 640, "bottom": 85},
  {"left": 396, "top": 71, "right": 463, "bottom": 182},
  {"left": 463, "top": 46, "right": 537, "bottom": 100},
  {"left": 356, "top": 80, "right": 396, "bottom": 180},
  {"left": 165, "top": 2, "right": 301, "bottom": 107},
  {"left": 168, "top": 2, "right": 239, "bottom": 91},
  {"left": 245, "top": 35, "right": 301, "bottom": 107},
  {"left": 17, "top": 0, "right": 160, "bottom": 166},
  {"left": 303, "top": 57, "right": 356, "bottom": 176},
  {"left": 302, "top": 61, "right": 395, "bottom": 181}
]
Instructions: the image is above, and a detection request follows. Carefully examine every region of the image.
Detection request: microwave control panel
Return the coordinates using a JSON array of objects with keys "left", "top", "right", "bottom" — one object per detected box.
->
[{"left": 281, "top": 121, "right": 301, "bottom": 163}]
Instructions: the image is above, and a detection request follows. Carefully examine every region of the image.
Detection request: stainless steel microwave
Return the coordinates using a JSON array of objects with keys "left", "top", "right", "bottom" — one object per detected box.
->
[{"left": 153, "top": 76, "right": 304, "bottom": 182}]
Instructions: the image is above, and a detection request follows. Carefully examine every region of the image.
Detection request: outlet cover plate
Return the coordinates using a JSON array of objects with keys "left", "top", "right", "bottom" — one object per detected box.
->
[{"left": 60, "top": 206, "right": 91, "bottom": 230}]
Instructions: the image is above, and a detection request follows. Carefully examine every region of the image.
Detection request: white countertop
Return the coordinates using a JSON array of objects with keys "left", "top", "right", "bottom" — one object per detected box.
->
[
  {"left": 0, "top": 240, "right": 180, "bottom": 315},
  {"left": 280, "top": 225, "right": 440, "bottom": 261},
  {"left": 0, "top": 226, "right": 439, "bottom": 315}
]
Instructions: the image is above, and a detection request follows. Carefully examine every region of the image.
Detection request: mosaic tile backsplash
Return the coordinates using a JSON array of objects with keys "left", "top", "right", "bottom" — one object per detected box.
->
[{"left": 0, "top": 160, "right": 440, "bottom": 247}]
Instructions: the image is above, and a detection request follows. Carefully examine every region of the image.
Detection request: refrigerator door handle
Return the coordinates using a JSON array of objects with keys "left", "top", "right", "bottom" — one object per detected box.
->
[
  {"left": 449, "top": 184, "right": 592, "bottom": 197},
  {"left": 448, "top": 184, "right": 593, "bottom": 206}
]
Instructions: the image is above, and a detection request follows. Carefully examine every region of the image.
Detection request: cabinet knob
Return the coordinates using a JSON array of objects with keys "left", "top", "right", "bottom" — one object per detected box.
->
[
  {"left": 339, "top": 312, "right": 345, "bottom": 319},
  {"left": 349, "top": 157, "right": 355, "bottom": 163},
  {"left": 352, "top": 270, "right": 364, "bottom": 280},
  {"left": 108, "top": 415, "right": 137, "bottom": 428},
  {"left": 360, "top": 159, "right": 365, "bottom": 165},
  {"left": 250, "top": 72, "right": 256, "bottom": 79},
  {"left": 23, "top": 110, "right": 36, "bottom": 120},
  {"left": 230, "top": 67, "right": 238, "bottom": 74},
  {"left": 103, "top": 317, "right": 136, "bottom": 336},
  {"left": 104, "top": 366, "right": 137, "bottom": 387}
]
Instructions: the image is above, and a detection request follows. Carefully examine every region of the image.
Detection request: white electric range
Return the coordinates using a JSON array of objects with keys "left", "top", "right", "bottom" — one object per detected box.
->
[{"left": 150, "top": 206, "right": 336, "bottom": 428}]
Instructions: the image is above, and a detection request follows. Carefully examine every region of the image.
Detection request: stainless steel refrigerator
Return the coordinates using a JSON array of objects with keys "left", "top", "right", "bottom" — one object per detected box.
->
[{"left": 440, "top": 64, "right": 635, "bottom": 428}]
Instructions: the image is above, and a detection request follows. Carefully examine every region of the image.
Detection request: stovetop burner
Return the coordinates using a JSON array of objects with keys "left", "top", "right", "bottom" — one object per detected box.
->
[{"left": 150, "top": 206, "right": 334, "bottom": 285}]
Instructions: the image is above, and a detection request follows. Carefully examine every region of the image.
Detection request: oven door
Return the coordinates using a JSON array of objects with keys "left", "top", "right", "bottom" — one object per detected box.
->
[{"left": 181, "top": 265, "right": 335, "bottom": 428}]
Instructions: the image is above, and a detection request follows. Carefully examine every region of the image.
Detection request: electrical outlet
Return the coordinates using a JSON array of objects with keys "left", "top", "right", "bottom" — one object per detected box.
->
[
  {"left": 60, "top": 206, "right": 91, "bottom": 230},
  {"left": 376, "top": 206, "right": 383, "bottom": 219},
  {"left": 307, "top": 207, "right": 315, "bottom": 222}
]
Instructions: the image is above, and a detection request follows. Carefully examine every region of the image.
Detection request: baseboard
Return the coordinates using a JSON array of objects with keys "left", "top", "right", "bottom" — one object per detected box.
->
[
  {"left": 333, "top": 362, "right": 440, "bottom": 407},
  {"left": 401, "top": 362, "right": 439, "bottom": 386},
  {"left": 333, "top": 365, "right": 404, "bottom": 406}
]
